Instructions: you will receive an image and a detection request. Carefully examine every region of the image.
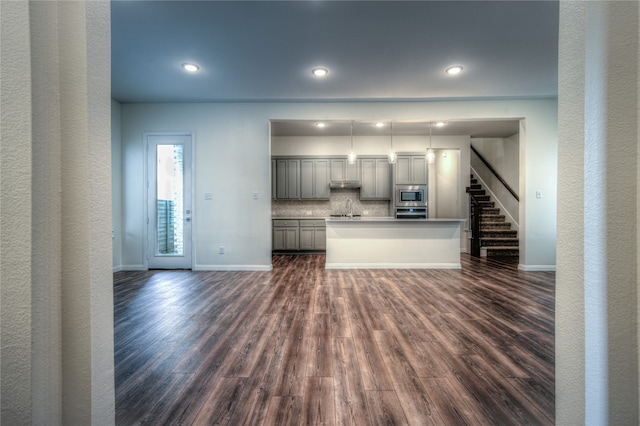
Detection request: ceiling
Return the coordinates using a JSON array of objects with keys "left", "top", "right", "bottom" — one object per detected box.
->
[{"left": 111, "top": 0, "right": 558, "bottom": 137}]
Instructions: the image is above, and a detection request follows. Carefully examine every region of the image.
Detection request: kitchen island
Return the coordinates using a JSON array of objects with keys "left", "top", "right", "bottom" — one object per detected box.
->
[{"left": 325, "top": 217, "right": 465, "bottom": 269}]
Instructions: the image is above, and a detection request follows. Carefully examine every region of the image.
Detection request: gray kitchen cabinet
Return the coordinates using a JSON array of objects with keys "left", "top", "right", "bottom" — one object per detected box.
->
[
  {"left": 330, "top": 158, "right": 359, "bottom": 182},
  {"left": 395, "top": 155, "right": 427, "bottom": 185},
  {"left": 360, "top": 158, "right": 391, "bottom": 199},
  {"left": 299, "top": 219, "right": 326, "bottom": 250},
  {"left": 271, "top": 159, "right": 276, "bottom": 200},
  {"left": 300, "top": 159, "right": 330, "bottom": 199},
  {"left": 273, "top": 219, "right": 299, "bottom": 250},
  {"left": 275, "top": 159, "right": 300, "bottom": 199}
]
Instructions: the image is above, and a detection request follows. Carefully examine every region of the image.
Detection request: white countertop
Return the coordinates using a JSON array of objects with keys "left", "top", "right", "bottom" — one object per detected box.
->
[{"left": 325, "top": 217, "right": 465, "bottom": 223}]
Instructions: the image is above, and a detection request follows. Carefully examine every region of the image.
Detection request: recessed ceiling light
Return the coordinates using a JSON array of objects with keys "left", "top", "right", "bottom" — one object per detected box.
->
[
  {"left": 182, "top": 63, "right": 199, "bottom": 72},
  {"left": 445, "top": 65, "right": 463, "bottom": 75},
  {"left": 315, "top": 122, "right": 326, "bottom": 128},
  {"left": 312, "top": 67, "right": 329, "bottom": 77},
  {"left": 375, "top": 122, "right": 385, "bottom": 128},
  {"left": 436, "top": 121, "right": 446, "bottom": 127}
]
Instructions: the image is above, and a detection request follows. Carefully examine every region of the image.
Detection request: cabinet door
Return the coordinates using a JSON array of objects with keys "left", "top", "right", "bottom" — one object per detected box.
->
[
  {"left": 299, "top": 227, "right": 315, "bottom": 250},
  {"left": 375, "top": 159, "right": 391, "bottom": 199},
  {"left": 395, "top": 156, "right": 412, "bottom": 184},
  {"left": 273, "top": 227, "right": 286, "bottom": 250},
  {"left": 346, "top": 160, "right": 360, "bottom": 181},
  {"left": 330, "top": 159, "right": 346, "bottom": 181},
  {"left": 314, "top": 227, "right": 326, "bottom": 250},
  {"left": 284, "top": 228, "right": 299, "bottom": 250},
  {"left": 314, "top": 159, "right": 330, "bottom": 199},
  {"left": 287, "top": 160, "right": 300, "bottom": 199},
  {"left": 276, "top": 159, "right": 289, "bottom": 199},
  {"left": 360, "top": 158, "right": 376, "bottom": 199},
  {"left": 411, "top": 156, "right": 427, "bottom": 184},
  {"left": 271, "top": 159, "right": 277, "bottom": 200},
  {"left": 300, "top": 159, "right": 315, "bottom": 199}
]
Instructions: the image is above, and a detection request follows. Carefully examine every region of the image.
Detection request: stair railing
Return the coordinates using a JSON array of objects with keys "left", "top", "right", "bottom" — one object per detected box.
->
[
  {"left": 470, "top": 145, "right": 519, "bottom": 202},
  {"left": 466, "top": 187, "right": 483, "bottom": 258}
]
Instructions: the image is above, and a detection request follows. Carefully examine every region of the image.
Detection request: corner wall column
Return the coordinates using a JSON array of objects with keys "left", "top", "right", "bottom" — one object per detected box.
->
[
  {"left": 557, "top": 1, "right": 639, "bottom": 423},
  {"left": 0, "top": 1, "right": 114, "bottom": 424}
]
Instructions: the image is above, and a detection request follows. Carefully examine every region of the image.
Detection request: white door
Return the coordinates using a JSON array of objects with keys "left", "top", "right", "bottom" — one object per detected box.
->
[{"left": 146, "top": 133, "right": 193, "bottom": 269}]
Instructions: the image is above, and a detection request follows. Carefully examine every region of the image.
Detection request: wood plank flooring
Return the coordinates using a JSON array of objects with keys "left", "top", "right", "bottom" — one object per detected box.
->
[{"left": 114, "top": 254, "right": 555, "bottom": 425}]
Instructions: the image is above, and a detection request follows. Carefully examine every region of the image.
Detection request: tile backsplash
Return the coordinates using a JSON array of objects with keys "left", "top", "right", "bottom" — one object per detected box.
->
[{"left": 272, "top": 188, "right": 390, "bottom": 218}]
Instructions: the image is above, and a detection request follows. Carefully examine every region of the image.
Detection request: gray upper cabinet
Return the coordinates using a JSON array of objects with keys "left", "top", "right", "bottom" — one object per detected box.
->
[
  {"left": 395, "top": 155, "right": 427, "bottom": 185},
  {"left": 271, "top": 159, "right": 277, "bottom": 200},
  {"left": 330, "top": 158, "right": 359, "bottom": 181},
  {"left": 360, "top": 158, "right": 391, "bottom": 199},
  {"left": 275, "top": 159, "right": 300, "bottom": 199},
  {"left": 300, "top": 159, "right": 330, "bottom": 199}
]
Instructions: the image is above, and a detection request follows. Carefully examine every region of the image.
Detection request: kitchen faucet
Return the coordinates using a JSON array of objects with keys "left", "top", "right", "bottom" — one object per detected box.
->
[{"left": 346, "top": 199, "right": 353, "bottom": 218}]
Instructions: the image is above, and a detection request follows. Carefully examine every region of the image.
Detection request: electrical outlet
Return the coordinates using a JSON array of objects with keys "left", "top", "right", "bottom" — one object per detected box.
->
[
  {"left": 306, "top": 211, "right": 312, "bottom": 215},
  {"left": 219, "top": 246, "right": 225, "bottom": 254},
  {"left": 204, "top": 192, "right": 213, "bottom": 200},
  {"left": 252, "top": 191, "right": 259, "bottom": 200},
  {"left": 363, "top": 210, "right": 369, "bottom": 215}
]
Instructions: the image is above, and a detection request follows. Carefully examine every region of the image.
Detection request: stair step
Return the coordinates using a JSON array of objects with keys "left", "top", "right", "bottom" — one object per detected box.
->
[
  {"left": 481, "top": 238, "right": 519, "bottom": 247},
  {"left": 469, "top": 183, "right": 481, "bottom": 189},
  {"left": 473, "top": 195, "right": 490, "bottom": 202},
  {"left": 486, "top": 247, "right": 519, "bottom": 257},
  {"left": 480, "top": 214, "right": 506, "bottom": 222},
  {"left": 480, "top": 222, "right": 512, "bottom": 231},
  {"left": 477, "top": 207, "right": 500, "bottom": 215},
  {"left": 480, "top": 229, "right": 518, "bottom": 238},
  {"left": 473, "top": 201, "right": 495, "bottom": 209},
  {"left": 468, "top": 189, "right": 485, "bottom": 195}
]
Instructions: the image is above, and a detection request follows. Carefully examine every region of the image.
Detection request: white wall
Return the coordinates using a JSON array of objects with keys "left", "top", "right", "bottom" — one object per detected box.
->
[{"left": 120, "top": 99, "right": 557, "bottom": 270}]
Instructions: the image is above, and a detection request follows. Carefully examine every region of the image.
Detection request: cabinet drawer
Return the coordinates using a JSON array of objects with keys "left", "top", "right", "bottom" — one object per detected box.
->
[
  {"left": 299, "top": 219, "right": 326, "bottom": 227},
  {"left": 273, "top": 219, "right": 299, "bottom": 227}
]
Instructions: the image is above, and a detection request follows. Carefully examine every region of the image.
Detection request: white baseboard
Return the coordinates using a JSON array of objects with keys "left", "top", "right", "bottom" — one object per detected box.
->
[
  {"left": 193, "top": 264, "right": 272, "bottom": 271},
  {"left": 119, "top": 264, "right": 147, "bottom": 271},
  {"left": 325, "top": 262, "right": 462, "bottom": 270},
  {"left": 113, "top": 265, "right": 123, "bottom": 273},
  {"left": 518, "top": 264, "right": 556, "bottom": 272}
]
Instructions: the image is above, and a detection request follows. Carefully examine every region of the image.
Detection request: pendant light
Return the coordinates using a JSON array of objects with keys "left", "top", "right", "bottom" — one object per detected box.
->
[
  {"left": 388, "top": 122, "right": 396, "bottom": 164},
  {"left": 348, "top": 120, "right": 357, "bottom": 164},
  {"left": 426, "top": 121, "right": 435, "bottom": 164}
]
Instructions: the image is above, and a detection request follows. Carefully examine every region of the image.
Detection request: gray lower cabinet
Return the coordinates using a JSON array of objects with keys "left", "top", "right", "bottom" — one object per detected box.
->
[
  {"left": 299, "top": 219, "right": 327, "bottom": 250},
  {"left": 360, "top": 158, "right": 391, "bottom": 199},
  {"left": 272, "top": 220, "right": 299, "bottom": 250},
  {"left": 273, "top": 219, "right": 326, "bottom": 252}
]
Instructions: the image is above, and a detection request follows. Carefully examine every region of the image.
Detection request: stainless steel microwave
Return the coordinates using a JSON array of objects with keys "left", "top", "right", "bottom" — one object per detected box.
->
[{"left": 395, "top": 185, "right": 427, "bottom": 207}]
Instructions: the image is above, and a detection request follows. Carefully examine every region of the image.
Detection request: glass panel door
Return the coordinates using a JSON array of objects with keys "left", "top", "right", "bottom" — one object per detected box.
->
[
  {"left": 156, "top": 144, "right": 184, "bottom": 256},
  {"left": 147, "top": 134, "right": 192, "bottom": 269}
]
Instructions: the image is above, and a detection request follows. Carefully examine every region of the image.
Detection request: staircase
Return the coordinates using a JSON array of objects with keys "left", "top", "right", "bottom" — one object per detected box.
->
[{"left": 469, "top": 175, "right": 519, "bottom": 257}]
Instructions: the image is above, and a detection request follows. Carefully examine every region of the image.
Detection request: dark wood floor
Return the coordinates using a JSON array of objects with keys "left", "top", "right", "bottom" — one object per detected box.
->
[{"left": 114, "top": 254, "right": 555, "bottom": 425}]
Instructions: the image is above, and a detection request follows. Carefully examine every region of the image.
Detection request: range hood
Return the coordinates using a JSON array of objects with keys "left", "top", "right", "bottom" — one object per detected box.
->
[{"left": 329, "top": 180, "right": 361, "bottom": 189}]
